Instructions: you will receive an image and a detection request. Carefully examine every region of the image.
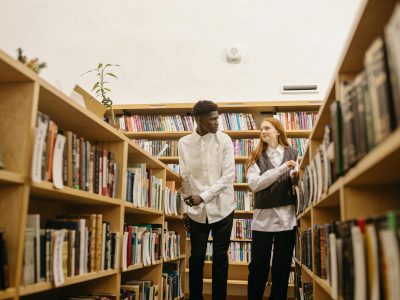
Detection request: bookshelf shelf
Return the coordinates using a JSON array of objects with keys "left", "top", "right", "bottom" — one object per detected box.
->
[
  {"left": 233, "top": 183, "right": 248, "bottom": 188},
  {"left": 314, "top": 275, "right": 331, "bottom": 296},
  {"left": 123, "top": 263, "right": 144, "bottom": 272},
  {"left": 159, "top": 156, "right": 250, "bottom": 163},
  {"left": 0, "top": 49, "right": 187, "bottom": 299},
  {"left": 112, "top": 101, "right": 321, "bottom": 115},
  {"left": 166, "top": 168, "right": 181, "bottom": 182},
  {"left": 165, "top": 213, "right": 183, "bottom": 220},
  {"left": 159, "top": 157, "right": 179, "bottom": 163},
  {"left": 296, "top": 1, "right": 400, "bottom": 299},
  {"left": 301, "top": 265, "right": 314, "bottom": 279},
  {"left": 125, "top": 130, "right": 311, "bottom": 140},
  {"left": 343, "top": 126, "right": 400, "bottom": 186},
  {"left": 164, "top": 256, "right": 181, "bottom": 263},
  {"left": 313, "top": 178, "right": 342, "bottom": 209},
  {"left": 19, "top": 269, "right": 117, "bottom": 296},
  {"left": 0, "top": 170, "right": 25, "bottom": 185},
  {"left": 122, "top": 260, "right": 163, "bottom": 274},
  {"left": 296, "top": 204, "right": 311, "bottom": 221},
  {"left": 294, "top": 257, "right": 301, "bottom": 266},
  {"left": 0, "top": 288, "right": 16, "bottom": 300},
  {"left": 30, "top": 182, "right": 122, "bottom": 206},
  {"left": 0, "top": 49, "right": 36, "bottom": 82},
  {"left": 124, "top": 202, "right": 164, "bottom": 215},
  {"left": 115, "top": 100, "right": 319, "bottom": 298},
  {"left": 234, "top": 210, "right": 253, "bottom": 215}
]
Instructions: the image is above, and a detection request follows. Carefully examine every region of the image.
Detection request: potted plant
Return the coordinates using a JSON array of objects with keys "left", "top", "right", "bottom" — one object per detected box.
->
[{"left": 82, "top": 63, "right": 119, "bottom": 127}]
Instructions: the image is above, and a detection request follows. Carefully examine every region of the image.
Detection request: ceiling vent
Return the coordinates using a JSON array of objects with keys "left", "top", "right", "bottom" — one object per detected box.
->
[{"left": 281, "top": 84, "right": 318, "bottom": 94}]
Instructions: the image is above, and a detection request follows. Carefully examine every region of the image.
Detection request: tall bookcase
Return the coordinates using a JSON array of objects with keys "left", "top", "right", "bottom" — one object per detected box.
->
[
  {"left": 296, "top": 0, "right": 400, "bottom": 299},
  {"left": 0, "top": 49, "right": 185, "bottom": 300},
  {"left": 112, "top": 100, "right": 321, "bottom": 299}
]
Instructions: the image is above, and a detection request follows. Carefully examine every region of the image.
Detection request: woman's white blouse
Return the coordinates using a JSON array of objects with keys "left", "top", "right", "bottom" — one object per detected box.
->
[{"left": 247, "top": 145, "right": 297, "bottom": 232}]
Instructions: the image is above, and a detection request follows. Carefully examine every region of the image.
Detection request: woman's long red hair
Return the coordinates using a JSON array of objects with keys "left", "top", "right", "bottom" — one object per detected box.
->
[{"left": 245, "top": 118, "right": 290, "bottom": 173}]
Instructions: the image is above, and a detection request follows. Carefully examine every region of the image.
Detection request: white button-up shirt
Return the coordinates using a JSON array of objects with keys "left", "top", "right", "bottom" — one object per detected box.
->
[
  {"left": 247, "top": 145, "right": 296, "bottom": 232},
  {"left": 178, "top": 131, "right": 236, "bottom": 224}
]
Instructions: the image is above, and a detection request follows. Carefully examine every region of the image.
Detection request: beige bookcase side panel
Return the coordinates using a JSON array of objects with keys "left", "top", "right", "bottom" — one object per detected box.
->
[
  {"left": 0, "top": 185, "right": 30, "bottom": 288},
  {"left": 0, "top": 82, "right": 39, "bottom": 175}
]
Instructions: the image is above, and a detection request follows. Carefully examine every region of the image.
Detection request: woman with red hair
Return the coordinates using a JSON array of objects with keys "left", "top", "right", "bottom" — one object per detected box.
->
[{"left": 246, "top": 118, "right": 298, "bottom": 300}]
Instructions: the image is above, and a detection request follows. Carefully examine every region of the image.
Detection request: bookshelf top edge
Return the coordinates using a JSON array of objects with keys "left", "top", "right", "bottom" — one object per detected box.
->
[
  {"left": 339, "top": 0, "right": 398, "bottom": 74},
  {"left": 112, "top": 101, "right": 322, "bottom": 115}
]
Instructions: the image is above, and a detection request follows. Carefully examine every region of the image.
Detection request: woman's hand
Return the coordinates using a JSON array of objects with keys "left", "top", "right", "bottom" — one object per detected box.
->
[{"left": 285, "top": 160, "right": 296, "bottom": 169}]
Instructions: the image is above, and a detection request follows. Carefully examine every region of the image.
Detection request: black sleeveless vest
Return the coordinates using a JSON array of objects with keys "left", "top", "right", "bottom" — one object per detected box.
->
[{"left": 254, "top": 147, "right": 297, "bottom": 209}]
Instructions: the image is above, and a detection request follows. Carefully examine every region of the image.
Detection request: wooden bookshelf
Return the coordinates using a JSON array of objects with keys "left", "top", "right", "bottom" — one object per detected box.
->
[
  {"left": 115, "top": 100, "right": 319, "bottom": 299},
  {"left": 296, "top": 1, "right": 400, "bottom": 299},
  {"left": 0, "top": 170, "right": 25, "bottom": 185},
  {"left": 0, "top": 48, "right": 187, "bottom": 299},
  {"left": 126, "top": 130, "right": 311, "bottom": 140}
]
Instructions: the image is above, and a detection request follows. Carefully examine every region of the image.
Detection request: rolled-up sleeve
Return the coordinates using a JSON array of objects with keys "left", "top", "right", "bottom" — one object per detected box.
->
[{"left": 247, "top": 162, "right": 289, "bottom": 193}]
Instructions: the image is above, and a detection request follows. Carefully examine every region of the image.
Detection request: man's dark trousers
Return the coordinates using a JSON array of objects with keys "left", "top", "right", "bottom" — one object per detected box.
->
[{"left": 188, "top": 211, "right": 234, "bottom": 300}]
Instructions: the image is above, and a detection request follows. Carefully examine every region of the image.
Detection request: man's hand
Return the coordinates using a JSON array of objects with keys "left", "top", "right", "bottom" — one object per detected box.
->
[
  {"left": 183, "top": 213, "right": 190, "bottom": 232},
  {"left": 183, "top": 195, "right": 204, "bottom": 207}
]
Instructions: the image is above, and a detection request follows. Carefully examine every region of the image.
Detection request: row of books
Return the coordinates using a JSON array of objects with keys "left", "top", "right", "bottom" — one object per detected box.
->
[
  {"left": 234, "top": 191, "right": 254, "bottom": 211},
  {"left": 205, "top": 242, "right": 252, "bottom": 263},
  {"left": 273, "top": 112, "right": 317, "bottom": 131},
  {"left": 299, "top": 228, "right": 312, "bottom": 271},
  {"left": 24, "top": 214, "right": 119, "bottom": 287},
  {"left": 125, "top": 163, "right": 163, "bottom": 210},
  {"left": 0, "top": 229, "right": 8, "bottom": 290},
  {"left": 121, "top": 280, "right": 159, "bottom": 300},
  {"left": 135, "top": 137, "right": 307, "bottom": 159},
  {"left": 164, "top": 181, "right": 181, "bottom": 215},
  {"left": 331, "top": 4, "right": 400, "bottom": 179},
  {"left": 235, "top": 164, "right": 246, "bottom": 183},
  {"left": 289, "top": 138, "right": 307, "bottom": 157},
  {"left": 233, "top": 138, "right": 259, "bottom": 156},
  {"left": 315, "top": 211, "right": 399, "bottom": 300},
  {"left": 134, "top": 140, "right": 178, "bottom": 157},
  {"left": 162, "top": 262, "right": 183, "bottom": 300},
  {"left": 122, "top": 224, "right": 162, "bottom": 270},
  {"left": 234, "top": 137, "right": 306, "bottom": 157},
  {"left": 163, "top": 223, "right": 181, "bottom": 261},
  {"left": 118, "top": 114, "right": 195, "bottom": 132},
  {"left": 166, "top": 164, "right": 179, "bottom": 173},
  {"left": 116, "top": 113, "right": 260, "bottom": 132},
  {"left": 32, "top": 111, "right": 118, "bottom": 197},
  {"left": 295, "top": 126, "right": 333, "bottom": 216},
  {"left": 231, "top": 219, "right": 252, "bottom": 239},
  {"left": 217, "top": 113, "right": 257, "bottom": 131}
]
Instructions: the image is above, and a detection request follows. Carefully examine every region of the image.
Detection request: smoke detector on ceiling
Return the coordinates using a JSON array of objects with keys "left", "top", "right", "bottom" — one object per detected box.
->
[
  {"left": 226, "top": 47, "right": 241, "bottom": 64},
  {"left": 281, "top": 84, "right": 318, "bottom": 94}
]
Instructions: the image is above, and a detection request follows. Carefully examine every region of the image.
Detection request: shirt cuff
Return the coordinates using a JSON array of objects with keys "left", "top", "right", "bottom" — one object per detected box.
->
[
  {"left": 199, "top": 191, "right": 214, "bottom": 203},
  {"left": 279, "top": 164, "right": 289, "bottom": 173}
]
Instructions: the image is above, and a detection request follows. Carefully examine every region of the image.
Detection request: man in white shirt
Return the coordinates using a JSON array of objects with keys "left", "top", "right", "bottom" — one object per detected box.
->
[{"left": 178, "top": 100, "right": 236, "bottom": 300}]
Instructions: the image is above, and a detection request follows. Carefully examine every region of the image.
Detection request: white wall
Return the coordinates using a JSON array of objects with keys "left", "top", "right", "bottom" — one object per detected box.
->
[{"left": 0, "top": 0, "right": 363, "bottom": 104}]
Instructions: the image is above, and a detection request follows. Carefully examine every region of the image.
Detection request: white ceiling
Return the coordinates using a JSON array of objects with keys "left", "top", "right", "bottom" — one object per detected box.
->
[{"left": 0, "top": 0, "right": 363, "bottom": 104}]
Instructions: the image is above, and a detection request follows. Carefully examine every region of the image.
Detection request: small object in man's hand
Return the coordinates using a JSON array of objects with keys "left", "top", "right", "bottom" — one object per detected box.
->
[{"left": 184, "top": 195, "right": 193, "bottom": 206}]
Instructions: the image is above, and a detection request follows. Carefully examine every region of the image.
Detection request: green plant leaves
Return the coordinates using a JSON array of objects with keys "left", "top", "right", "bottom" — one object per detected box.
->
[
  {"left": 106, "top": 72, "right": 118, "bottom": 79},
  {"left": 91, "top": 82, "right": 100, "bottom": 91}
]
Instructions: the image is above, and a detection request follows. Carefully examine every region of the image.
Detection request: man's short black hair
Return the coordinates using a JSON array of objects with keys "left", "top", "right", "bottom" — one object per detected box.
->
[{"left": 192, "top": 100, "right": 219, "bottom": 117}]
